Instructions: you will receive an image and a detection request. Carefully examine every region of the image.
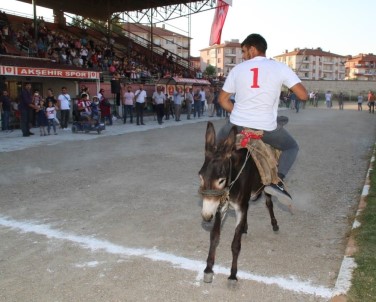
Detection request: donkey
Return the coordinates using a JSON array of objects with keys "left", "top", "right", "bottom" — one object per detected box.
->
[{"left": 198, "top": 121, "right": 279, "bottom": 283}]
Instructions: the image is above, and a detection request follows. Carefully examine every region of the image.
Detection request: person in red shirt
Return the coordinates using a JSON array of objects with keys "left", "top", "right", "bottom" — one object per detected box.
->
[
  {"left": 99, "top": 90, "right": 112, "bottom": 125},
  {"left": 367, "top": 91, "right": 375, "bottom": 114}
]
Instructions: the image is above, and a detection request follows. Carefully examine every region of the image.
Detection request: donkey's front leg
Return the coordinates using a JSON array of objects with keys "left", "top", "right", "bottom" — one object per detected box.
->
[
  {"left": 203, "top": 211, "right": 222, "bottom": 283},
  {"left": 229, "top": 206, "right": 247, "bottom": 282}
]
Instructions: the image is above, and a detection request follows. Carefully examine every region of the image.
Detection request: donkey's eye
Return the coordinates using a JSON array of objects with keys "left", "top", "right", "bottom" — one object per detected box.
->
[{"left": 218, "top": 178, "right": 226, "bottom": 188}]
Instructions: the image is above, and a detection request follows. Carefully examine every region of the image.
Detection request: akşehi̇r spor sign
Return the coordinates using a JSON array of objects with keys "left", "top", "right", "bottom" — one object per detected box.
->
[{"left": 0, "top": 66, "right": 100, "bottom": 79}]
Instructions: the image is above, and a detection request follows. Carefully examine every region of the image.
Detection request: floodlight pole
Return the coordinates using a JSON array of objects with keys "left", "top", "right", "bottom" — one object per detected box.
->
[{"left": 32, "top": 0, "right": 37, "bottom": 40}]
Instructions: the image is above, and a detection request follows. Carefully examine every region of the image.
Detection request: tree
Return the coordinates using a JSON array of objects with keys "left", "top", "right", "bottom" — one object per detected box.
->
[{"left": 205, "top": 65, "right": 216, "bottom": 77}]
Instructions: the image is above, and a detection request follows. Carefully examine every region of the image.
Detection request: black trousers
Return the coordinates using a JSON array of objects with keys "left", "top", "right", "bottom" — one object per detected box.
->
[
  {"left": 60, "top": 109, "right": 70, "bottom": 128},
  {"left": 20, "top": 108, "right": 30, "bottom": 135},
  {"left": 136, "top": 102, "right": 144, "bottom": 124},
  {"left": 156, "top": 103, "right": 164, "bottom": 123}
]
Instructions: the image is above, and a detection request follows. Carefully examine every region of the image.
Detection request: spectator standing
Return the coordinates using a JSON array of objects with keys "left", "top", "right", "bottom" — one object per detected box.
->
[
  {"left": 309, "top": 91, "right": 315, "bottom": 106},
  {"left": 338, "top": 92, "right": 344, "bottom": 110},
  {"left": 313, "top": 91, "right": 318, "bottom": 107},
  {"left": 193, "top": 88, "right": 201, "bottom": 118},
  {"left": 134, "top": 84, "right": 147, "bottom": 125},
  {"left": 122, "top": 85, "right": 134, "bottom": 124},
  {"left": 164, "top": 94, "right": 174, "bottom": 120},
  {"left": 45, "top": 88, "right": 57, "bottom": 106},
  {"left": 36, "top": 99, "right": 48, "bottom": 136},
  {"left": 367, "top": 91, "right": 375, "bottom": 114},
  {"left": 357, "top": 94, "right": 363, "bottom": 111},
  {"left": 99, "top": 91, "right": 112, "bottom": 125},
  {"left": 152, "top": 86, "right": 166, "bottom": 125},
  {"left": 0, "top": 90, "right": 12, "bottom": 132},
  {"left": 325, "top": 90, "right": 332, "bottom": 108},
  {"left": 45, "top": 88, "right": 59, "bottom": 126},
  {"left": 291, "top": 92, "right": 300, "bottom": 113},
  {"left": 57, "top": 86, "right": 71, "bottom": 130},
  {"left": 185, "top": 88, "right": 194, "bottom": 120},
  {"left": 19, "top": 82, "right": 37, "bottom": 137},
  {"left": 46, "top": 99, "right": 58, "bottom": 135},
  {"left": 32, "top": 89, "right": 43, "bottom": 127},
  {"left": 289, "top": 90, "right": 295, "bottom": 110},
  {"left": 199, "top": 86, "right": 206, "bottom": 116},
  {"left": 173, "top": 87, "right": 184, "bottom": 122},
  {"left": 207, "top": 87, "right": 215, "bottom": 117},
  {"left": 213, "top": 86, "right": 221, "bottom": 117}
]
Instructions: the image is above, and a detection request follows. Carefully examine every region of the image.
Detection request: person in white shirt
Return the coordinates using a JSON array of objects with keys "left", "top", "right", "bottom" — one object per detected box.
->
[
  {"left": 173, "top": 87, "right": 184, "bottom": 122},
  {"left": 122, "top": 85, "right": 135, "bottom": 124},
  {"left": 152, "top": 86, "right": 166, "bottom": 125},
  {"left": 325, "top": 91, "right": 332, "bottom": 108},
  {"left": 219, "top": 33, "right": 308, "bottom": 206},
  {"left": 134, "top": 84, "right": 147, "bottom": 125},
  {"left": 57, "top": 86, "right": 71, "bottom": 130},
  {"left": 46, "top": 100, "right": 58, "bottom": 135},
  {"left": 199, "top": 86, "right": 206, "bottom": 116}
]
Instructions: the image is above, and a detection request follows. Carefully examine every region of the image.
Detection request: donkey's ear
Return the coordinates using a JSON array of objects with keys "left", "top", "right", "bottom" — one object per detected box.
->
[
  {"left": 205, "top": 122, "right": 216, "bottom": 156},
  {"left": 223, "top": 126, "right": 237, "bottom": 157}
]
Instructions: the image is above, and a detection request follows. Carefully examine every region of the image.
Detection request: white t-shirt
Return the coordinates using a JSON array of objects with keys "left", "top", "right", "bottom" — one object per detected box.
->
[
  {"left": 325, "top": 93, "right": 332, "bottom": 101},
  {"left": 222, "top": 56, "right": 301, "bottom": 131},
  {"left": 135, "top": 90, "right": 147, "bottom": 103},
  {"left": 46, "top": 106, "right": 57, "bottom": 119},
  {"left": 152, "top": 91, "right": 166, "bottom": 105},
  {"left": 58, "top": 93, "right": 71, "bottom": 110},
  {"left": 123, "top": 91, "right": 135, "bottom": 105},
  {"left": 199, "top": 90, "right": 206, "bottom": 101}
]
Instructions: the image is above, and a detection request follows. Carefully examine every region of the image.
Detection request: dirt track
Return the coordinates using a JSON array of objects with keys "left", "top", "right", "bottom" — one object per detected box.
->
[{"left": 0, "top": 103, "right": 375, "bottom": 302}]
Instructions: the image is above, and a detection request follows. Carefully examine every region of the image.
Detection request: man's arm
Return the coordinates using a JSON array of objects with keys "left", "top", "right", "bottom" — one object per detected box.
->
[
  {"left": 290, "top": 83, "right": 308, "bottom": 101},
  {"left": 218, "top": 90, "right": 234, "bottom": 113}
]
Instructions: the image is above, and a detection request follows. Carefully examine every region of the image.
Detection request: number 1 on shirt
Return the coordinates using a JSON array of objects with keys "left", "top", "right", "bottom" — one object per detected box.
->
[{"left": 250, "top": 68, "right": 260, "bottom": 88}]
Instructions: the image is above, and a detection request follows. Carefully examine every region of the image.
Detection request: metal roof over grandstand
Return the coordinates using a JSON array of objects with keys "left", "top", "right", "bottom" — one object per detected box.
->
[{"left": 18, "top": 0, "right": 207, "bottom": 20}]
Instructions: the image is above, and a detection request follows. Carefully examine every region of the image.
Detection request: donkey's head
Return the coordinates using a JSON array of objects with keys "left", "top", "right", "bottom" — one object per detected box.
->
[{"left": 199, "top": 122, "right": 238, "bottom": 221}]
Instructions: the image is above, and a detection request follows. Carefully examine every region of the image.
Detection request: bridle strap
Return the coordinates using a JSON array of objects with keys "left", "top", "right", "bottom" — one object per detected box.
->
[{"left": 199, "top": 148, "right": 251, "bottom": 200}]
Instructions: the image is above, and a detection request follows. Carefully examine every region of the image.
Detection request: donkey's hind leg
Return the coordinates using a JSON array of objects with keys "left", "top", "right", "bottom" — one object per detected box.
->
[
  {"left": 265, "top": 193, "right": 279, "bottom": 231},
  {"left": 203, "top": 211, "right": 221, "bottom": 283}
]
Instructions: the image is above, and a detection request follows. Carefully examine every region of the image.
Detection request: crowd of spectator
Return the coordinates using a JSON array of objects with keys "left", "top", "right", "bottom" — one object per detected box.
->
[{"left": 0, "top": 11, "right": 197, "bottom": 83}]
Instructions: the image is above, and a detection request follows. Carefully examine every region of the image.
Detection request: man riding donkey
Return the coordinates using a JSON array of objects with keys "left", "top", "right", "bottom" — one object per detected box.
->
[{"left": 218, "top": 33, "right": 308, "bottom": 207}]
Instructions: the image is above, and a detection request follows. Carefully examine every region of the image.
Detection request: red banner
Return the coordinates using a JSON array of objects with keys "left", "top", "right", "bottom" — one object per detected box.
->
[
  {"left": 0, "top": 66, "right": 100, "bottom": 79},
  {"left": 209, "top": 0, "right": 229, "bottom": 46}
]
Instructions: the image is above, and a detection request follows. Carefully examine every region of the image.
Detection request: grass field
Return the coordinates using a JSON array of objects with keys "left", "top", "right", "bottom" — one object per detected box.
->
[{"left": 347, "top": 146, "right": 376, "bottom": 302}]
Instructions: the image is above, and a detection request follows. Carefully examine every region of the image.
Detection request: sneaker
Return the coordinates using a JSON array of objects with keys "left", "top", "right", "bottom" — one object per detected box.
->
[{"left": 264, "top": 182, "right": 292, "bottom": 206}]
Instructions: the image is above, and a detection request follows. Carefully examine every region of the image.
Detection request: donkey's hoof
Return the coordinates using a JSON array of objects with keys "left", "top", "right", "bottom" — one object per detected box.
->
[
  {"left": 204, "top": 272, "right": 214, "bottom": 283},
  {"left": 273, "top": 225, "right": 279, "bottom": 232}
]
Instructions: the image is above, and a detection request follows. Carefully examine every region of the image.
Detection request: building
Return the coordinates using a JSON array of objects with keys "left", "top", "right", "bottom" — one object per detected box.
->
[
  {"left": 345, "top": 53, "right": 376, "bottom": 81},
  {"left": 122, "top": 23, "right": 190, "bottom": 60},
  {"left": 199, "top": 39, "right": 242, "bottom": 76},
  {"left": 274, "top": 48, "right": 346, "bottom": 80}
]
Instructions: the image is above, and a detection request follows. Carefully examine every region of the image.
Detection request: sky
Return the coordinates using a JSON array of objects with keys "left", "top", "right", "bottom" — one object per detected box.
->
[{"left": 2, "top": 0, "right": 375, "bottom": 58}]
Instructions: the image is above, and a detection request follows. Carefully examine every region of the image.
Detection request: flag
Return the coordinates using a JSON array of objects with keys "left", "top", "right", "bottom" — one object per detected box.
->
[{"left": 209, "top": 0, "right": 230, "bottom": 46}]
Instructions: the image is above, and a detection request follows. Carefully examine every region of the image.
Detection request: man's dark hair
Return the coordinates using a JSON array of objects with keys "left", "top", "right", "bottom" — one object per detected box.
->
[{"left": 241, "top": 34, "right": 268, "bottom": 53}]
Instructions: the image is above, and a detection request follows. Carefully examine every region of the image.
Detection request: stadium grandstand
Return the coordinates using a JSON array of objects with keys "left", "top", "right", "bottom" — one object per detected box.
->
[{"left": 0, "top": 0, "right": 217, "bottom": 112}]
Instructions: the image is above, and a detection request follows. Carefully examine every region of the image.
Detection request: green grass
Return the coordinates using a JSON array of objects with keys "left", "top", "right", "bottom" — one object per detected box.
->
[{"left": 347, "top": 154, "right": 376, "bottom": 302}]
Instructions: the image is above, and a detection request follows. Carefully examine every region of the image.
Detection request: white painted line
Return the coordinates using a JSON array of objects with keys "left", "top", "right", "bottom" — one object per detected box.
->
[
  {"left": 361, "top": 184, "right": 370, "bottom": 196},
  {"left": 332, "top": 144, "right": 376, "bottom": 299},
  {"left": 332, "top": 257, "right": 357, "bottom": 297},
  {"left": 352, "top": 219, "right": 361, "bottom": 229},
  {"left": 0, "top": 215, "right": 332, "bottom": 299}
]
